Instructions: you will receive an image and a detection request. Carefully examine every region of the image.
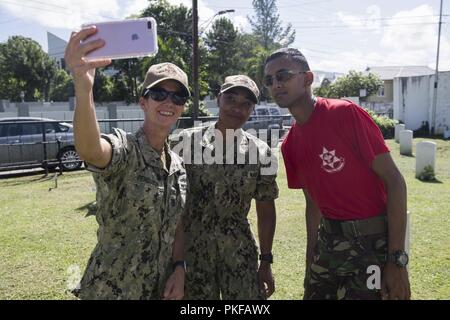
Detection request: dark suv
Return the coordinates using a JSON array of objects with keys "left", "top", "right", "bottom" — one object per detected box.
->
[{"left": 0, "top": 117, "right": 82, "bottom": 171}]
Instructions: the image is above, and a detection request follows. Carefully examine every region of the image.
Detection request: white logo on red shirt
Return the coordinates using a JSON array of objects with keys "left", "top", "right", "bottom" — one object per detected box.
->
[{"left": 319, "top": 147, "right": 345, "bottom": 173}]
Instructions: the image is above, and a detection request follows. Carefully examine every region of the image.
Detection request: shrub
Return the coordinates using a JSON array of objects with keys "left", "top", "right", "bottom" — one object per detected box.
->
[
  {"left": 365, "top": 109, "right": 396, "bottom": 139},
  {"left": 418, "top": 165, "right": 436, "bottom": 182}
]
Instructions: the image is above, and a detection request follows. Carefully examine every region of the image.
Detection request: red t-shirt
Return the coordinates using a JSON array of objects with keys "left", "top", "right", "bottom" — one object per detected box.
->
[{"left": 281, "top": 97, "right": 389, "bottom": 220}]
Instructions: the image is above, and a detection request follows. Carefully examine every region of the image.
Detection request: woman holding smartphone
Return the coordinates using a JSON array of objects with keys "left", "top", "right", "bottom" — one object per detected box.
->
[{"left": 64, "top": 26, "right": 190, "bottom": 300}]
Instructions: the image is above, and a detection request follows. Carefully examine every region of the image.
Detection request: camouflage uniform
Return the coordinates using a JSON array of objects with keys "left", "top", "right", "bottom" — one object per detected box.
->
[
  {"left": 174, "top": 123, "right": 279, "bottom": 300},
  {"left": 304, "top": 215, "right": 388, "bottom": 300},
  {"left": 73, "top": 127, "right": 187, "bottom": 300}
]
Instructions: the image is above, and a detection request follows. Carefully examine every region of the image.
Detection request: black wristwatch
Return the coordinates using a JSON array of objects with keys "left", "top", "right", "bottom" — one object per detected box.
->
[
  {"left": 387, "top": 250, "right": 409, "bottom": 268},
  {"left": 259, "top": 253, "right": 273, "bottom": 264},
  {"left": 172, "top": 260, "right": 187, "bottom": 272}
]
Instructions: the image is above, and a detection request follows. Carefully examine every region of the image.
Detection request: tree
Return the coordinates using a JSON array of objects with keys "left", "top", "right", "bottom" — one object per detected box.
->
[
  {"left": 245, "top": 46, "right": 271, "bottom": 100},
  {"left": 103, "top": 0, "right": 207, "bottom": 103},
  {"left": 111, "top": 59, "right": 140, "bottom": 103},
  {"left": 313, "top": 78, "right": 332, "bottom": 98},
  {"left": 139, "top": 0, "right": 209, "bottom": 99},
  {"left": 205, "top": 17, "right": 239, "bottom": 95},
  {"left": 313, "top": 71, "right": 382, "bottom": 99},
  {"left": 49, "top": 69, "right": 74, "bottom": 101},
  {"left": 0, "top": 36, "right": 57, "bottom": 101},
  {"left": 248, "top": 0, "right": 296, "bottom": 50},
  {"left": 182, "top": 100, "right": 211, "bottom": 117},
  {"left": 93, "top": 70, "right": 114, "bottom": 104}
]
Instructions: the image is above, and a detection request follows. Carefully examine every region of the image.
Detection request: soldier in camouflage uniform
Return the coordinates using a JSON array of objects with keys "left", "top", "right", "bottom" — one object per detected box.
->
[
  {"left": 65, "top": 27, "right": 190, "bottom": 299},
  {"left": 173, "top": 75, "right": 279, "bottom": 300}
]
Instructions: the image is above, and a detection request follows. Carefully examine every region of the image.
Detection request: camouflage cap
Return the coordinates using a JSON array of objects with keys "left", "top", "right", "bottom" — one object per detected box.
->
[
  {"left": 220, "top": 75, "right": 260, "bottom": 103},
  {"left": 142, "top": 62, "right": 190, "bottom": 96}
]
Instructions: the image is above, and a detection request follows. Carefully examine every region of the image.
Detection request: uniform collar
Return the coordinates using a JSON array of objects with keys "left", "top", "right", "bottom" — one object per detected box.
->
[{"left": 135, "top": 127, "right": 183, "bottom": 175}]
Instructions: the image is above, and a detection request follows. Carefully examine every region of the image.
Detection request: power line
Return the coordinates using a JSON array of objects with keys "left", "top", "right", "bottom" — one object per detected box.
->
[
  {"left": 0, "top": 17, "right": 21, "bottom": 24},
  {"left": 290, "top": 14, "right": 444, "bottom": 26},
  {"left": 291, "top": 21, "right": 444, "bottom": 29},
  {"left": 0, "top": 0, "right": 118, "bottom": 20}
]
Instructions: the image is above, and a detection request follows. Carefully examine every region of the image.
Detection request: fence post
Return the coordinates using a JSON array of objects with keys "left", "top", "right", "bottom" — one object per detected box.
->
[
  {"left": 69, "top": 97, "right": 76, "bottom": 111},
  {"left": 18, "top": 103, "right": 29, "bottom": 117},
  {"left": 107, "top": 104, "right": 118, "bottom": 134},
  {"left": 0, "top": 99, "right": 6, "bottom": 112}
]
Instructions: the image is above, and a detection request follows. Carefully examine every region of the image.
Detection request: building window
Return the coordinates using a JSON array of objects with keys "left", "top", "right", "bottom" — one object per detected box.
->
[{"left": 377, "top": 85, "right": 385, "bottom": 97}]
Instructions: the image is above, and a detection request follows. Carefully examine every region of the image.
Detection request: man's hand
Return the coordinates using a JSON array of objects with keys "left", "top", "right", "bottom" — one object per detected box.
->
[
  {"left": 163, "top": 267, "right": 185, "bottom": 300},
  {"left": 381, "top": 263, "right": 411, "bottom": 300},
  {"left": 258, "top": 262, "right": 275, "bottom": 298}
]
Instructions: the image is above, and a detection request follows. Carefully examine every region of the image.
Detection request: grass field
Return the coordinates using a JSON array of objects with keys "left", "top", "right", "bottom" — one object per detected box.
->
[{"left": 0, "top": 138, "right": 449, "bottom": 300}]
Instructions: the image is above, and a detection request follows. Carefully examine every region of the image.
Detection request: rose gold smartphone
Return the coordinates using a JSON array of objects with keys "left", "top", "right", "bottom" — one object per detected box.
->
[{"left": 81, "top": 17, "right": 158, "bottom": 61}]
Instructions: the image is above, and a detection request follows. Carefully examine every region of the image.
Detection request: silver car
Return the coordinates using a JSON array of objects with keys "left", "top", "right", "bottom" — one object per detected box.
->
[{"left": 0, "top": 117, "right": 81, "bottom": 171}]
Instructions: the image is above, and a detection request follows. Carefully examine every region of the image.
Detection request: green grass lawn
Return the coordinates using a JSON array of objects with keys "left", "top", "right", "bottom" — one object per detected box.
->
[{"left": 0, "top": 138, "right": 449, "bottom": 300}]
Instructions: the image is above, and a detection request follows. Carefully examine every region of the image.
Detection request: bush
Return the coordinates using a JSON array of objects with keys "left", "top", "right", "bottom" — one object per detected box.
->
[
  {"left": 365, "top": 109, "right": 396, "bottom": 139},
  {"left": 418, "top": 165, "right": 436, "bottom": 182}
]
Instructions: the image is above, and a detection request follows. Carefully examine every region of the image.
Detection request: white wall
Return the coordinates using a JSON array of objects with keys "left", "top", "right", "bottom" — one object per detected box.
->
[
  {"left": 433, "top": 71, "right": 450, "bottom": 133},
  {"left": 393, "top": 74, "right": 449, "bottom": 132}
]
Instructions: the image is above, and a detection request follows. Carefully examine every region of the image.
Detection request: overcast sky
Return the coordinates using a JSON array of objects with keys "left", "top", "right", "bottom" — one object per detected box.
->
[{"left": 0, "top": 0, "right": 449, "bottom": 73}]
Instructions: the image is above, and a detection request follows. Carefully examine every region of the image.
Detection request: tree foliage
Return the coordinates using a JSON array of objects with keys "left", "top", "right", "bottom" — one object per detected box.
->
[
  {"left": 247, "top": 0, "right": 295, "bottom": 50},
  {"left": 1, "top": 0, "right": 299, "bottom": 105},
  {"left": 0, "top": 36, "right": 57, "bottom": 101},
  {"left": 314, "top": 71, "right": 383, "bottom": 100}
]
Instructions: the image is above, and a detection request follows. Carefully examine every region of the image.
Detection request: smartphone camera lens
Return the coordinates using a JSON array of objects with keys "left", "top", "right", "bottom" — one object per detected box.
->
[{"left": 147, "top": 21, "right": 152, "bottom": 29}]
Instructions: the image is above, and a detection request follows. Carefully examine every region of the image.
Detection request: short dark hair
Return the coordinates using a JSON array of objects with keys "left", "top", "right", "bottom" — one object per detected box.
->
[{"left": 265, "top": 48, "right": 310, "bottom": 71}]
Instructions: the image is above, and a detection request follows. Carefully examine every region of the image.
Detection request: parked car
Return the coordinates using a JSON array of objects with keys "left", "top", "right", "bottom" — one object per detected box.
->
[
  {"left": 243, "top": 106, "right": 285, "bottom": 146},
  {"left": 0, "top": 117, "right": 82, "bottom": 171}
]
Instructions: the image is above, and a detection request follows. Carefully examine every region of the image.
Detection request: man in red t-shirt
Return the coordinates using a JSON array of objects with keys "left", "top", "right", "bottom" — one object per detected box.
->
[{"left": 264, "top": 48, "right": 410, "bottom": 300}]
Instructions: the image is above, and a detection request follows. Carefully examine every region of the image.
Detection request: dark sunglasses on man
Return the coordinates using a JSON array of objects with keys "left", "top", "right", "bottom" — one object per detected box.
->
[
  {"left": 263, "top": 70, "right": 306, "bottom": 87},
  {"left": 143, "top": 87, "right": 189, "bottom": 106}
]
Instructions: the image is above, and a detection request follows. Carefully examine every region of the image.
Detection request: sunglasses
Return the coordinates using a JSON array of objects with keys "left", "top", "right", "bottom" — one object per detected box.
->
[
  {"left": 263, "top": 70, "right": 306, "bottom": 87},
  {"left": 143, "top": 88, "right": 189, "bottom": 106}
]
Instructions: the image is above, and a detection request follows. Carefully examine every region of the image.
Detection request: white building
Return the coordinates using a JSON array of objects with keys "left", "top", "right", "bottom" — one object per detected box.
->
[
  {"left": 393, "top": 71, "right": 450, "bottom": 134},
  {"left": 312, "top": 70, "right": 343, "bottom": 89},
  {"left": 47, "top": 32, "right": 67, "bottom": 69},
  {"left": 364, "top": 66, "right": 435, "bottom": 115},
  {"left": 46, "top": 31, "right": 118, "bottom": 76}
]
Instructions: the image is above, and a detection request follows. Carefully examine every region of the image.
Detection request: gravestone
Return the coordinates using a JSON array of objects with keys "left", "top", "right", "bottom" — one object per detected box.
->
[
  {"left": 395, "top": 124, "right": 405, "bottom": 143},
  {"left": 416, "top": 141, "right": 436, "bottom": 178},
  {"left": 399, "top": 130, "right": 413, "bottom": 156}
]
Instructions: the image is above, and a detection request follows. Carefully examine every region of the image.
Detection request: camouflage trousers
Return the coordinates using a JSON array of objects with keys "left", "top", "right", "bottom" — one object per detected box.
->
[
  {"left": 304, "top": 216, "right": 388, "bottom": 300},
  {"left": 184, "top": 237, "right": 265, "bottom": 300}
]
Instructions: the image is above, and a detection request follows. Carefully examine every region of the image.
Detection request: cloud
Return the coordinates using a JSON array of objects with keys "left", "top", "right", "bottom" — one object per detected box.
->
[
  {"left": 380, "top": 4, "right": 450, "bottom": 70},
  {"left": 301, "top": 4, "right": 450, "bottom": 73},
  {"left": 336, "top": 5, "right": 382, "bottom": 34},
  {"left": 167, "top": 0, "right": 215, "bottom": 24},
  {"left": 231, "top": 15, "right": 251, "bottom": 33},
  {"left": 0, "top": 0, "right": 128, "bottom": 29},
  {"left": 0, "top": 0, "right": 210, "bottom": 30}
]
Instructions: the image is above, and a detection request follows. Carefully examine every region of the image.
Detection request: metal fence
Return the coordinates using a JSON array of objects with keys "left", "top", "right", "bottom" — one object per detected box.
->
[{"left": 0, "top": 115, "right": 293, "bottom": 172}]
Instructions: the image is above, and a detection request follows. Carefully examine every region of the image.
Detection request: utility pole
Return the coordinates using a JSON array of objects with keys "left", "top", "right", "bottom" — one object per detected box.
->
[
  {"left": 192, "top": 0, "right": 200, "bottom": 122},
  {"left": 431, "top": 0, "right": 444, "bottom": 135},
  {"left": 191, "top": 4, "right": 233, "bottom": 123}
]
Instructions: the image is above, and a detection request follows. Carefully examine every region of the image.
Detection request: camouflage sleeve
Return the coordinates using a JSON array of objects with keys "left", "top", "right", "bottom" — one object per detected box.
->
[
  {"left": 254, "top": 146, "right": 279, "bottom": 201},
  {"left": 85, "top": 128, "right": 131, "bottom": 176}
]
